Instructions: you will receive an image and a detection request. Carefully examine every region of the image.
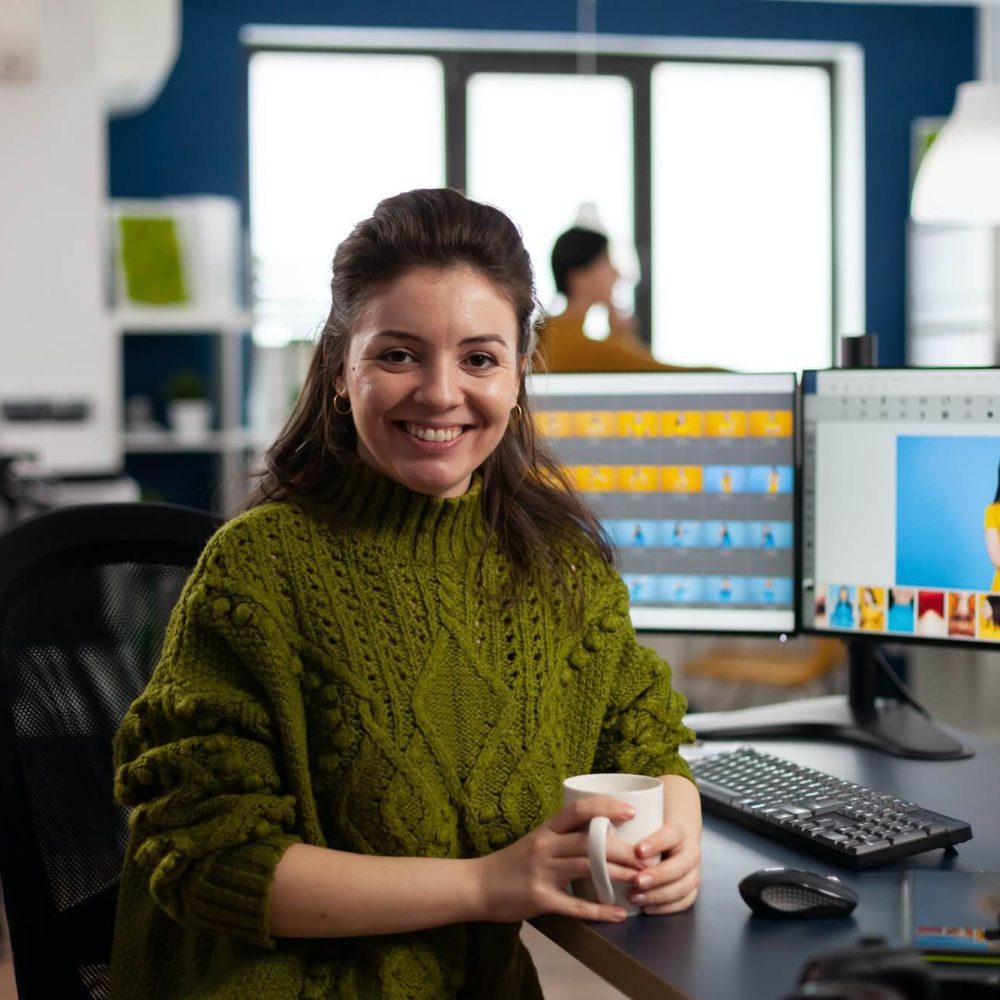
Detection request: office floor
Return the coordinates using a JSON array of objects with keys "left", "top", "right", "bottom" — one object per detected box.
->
[{"left": 1, "top": 647, "right": 996, "bottom": 1000}]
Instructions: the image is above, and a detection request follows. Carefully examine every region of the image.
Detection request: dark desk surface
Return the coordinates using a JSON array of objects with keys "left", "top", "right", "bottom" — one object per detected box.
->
[{"left": 531, "top": 721, "right": 1000, "bottom": 1000}]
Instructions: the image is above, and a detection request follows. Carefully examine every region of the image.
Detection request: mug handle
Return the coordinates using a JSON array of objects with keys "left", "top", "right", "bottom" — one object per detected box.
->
[{"left": 587, "top": 816, "right": 617, "bottom": 905}]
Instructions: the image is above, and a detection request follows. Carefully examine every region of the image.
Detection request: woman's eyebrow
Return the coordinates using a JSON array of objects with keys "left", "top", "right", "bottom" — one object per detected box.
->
[{"left": 371, "top": 330, "right": 512, "bottom": 349}]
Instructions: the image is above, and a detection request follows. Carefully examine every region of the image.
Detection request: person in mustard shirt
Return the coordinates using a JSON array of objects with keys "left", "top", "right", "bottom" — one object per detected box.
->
[
  {"left": 984, "top": 463, "right": 1000, "bottom": 592},
  {"left": 858, "top": 587, "right": 885, "bottom": 631},
  {"left": 979, "top": 594, "right": 1000, "bottom": 639},
  {"left": 535, "top": 226, "right": 714, "bottom": 374}
]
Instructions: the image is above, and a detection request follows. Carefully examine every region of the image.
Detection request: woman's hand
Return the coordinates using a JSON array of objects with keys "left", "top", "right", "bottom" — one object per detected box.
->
[
  {"left": 626, "top": 775, "right": 703, "bottom": 915},
  {"left": 474, "top": 796, "right": 644, "bottom": 924},
  {"left": 625, "top": 820, "right": 701, "bottom": 914}
]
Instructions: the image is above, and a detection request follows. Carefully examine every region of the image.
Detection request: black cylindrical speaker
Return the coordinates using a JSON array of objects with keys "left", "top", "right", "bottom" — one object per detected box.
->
[{"left": 838, "top": 333, "right": 879, "bottom": 369}]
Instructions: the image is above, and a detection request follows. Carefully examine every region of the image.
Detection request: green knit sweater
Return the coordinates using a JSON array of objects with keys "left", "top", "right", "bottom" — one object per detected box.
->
[{"left": 111, "top": 463, "right": 694, "bottom": 999}]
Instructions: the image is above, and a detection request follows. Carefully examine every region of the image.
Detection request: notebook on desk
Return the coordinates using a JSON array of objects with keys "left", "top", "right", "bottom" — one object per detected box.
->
[{"left": 901, "top": 870, "right": 1000, "bottom": 967}]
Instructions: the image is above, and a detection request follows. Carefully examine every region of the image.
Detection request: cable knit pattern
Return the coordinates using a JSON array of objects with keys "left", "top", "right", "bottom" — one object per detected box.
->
[{"left": 111, "top": 462, "right": 695, "bottom": 999}]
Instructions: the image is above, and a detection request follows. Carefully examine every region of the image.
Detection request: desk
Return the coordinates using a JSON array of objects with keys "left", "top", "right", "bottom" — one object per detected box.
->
[{"left": 531, "top": 720, "right": 1000, "bottom": 1000}]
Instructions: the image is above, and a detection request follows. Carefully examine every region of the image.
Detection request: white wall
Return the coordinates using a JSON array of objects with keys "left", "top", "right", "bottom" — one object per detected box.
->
[{"left": 0, "top": 0, "right": 119, "bottom": 474}]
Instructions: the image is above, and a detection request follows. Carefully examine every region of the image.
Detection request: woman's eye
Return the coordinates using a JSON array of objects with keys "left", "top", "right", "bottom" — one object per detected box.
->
[
  {"left": 381, "top": 348, "right": 413, "bottom": 364},
  {"left": 466, "top": 352, "right": 497, "bottom": 370}
]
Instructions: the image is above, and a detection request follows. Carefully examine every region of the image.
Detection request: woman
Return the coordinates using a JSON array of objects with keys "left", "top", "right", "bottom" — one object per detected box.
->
[
  {"left": 984, "top": 461, "right": 1000, "bottom": 592},
  {"left": 830, "top": 586, "right": 855, "bottom": 629},
  {"left": 110, "top": 189, "right": 700, "bottom": 999},
  {"left": 858, "top": 587, "right": 885, "bottom": 631}
]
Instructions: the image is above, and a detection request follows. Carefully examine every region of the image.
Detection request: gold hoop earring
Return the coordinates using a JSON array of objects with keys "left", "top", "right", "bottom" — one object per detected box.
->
[
  {"left": 509, "top": 403, "right": 522, "bottom": 426},
  {"left": 333, "top": 393, "right": 352, "bottom": 416}
]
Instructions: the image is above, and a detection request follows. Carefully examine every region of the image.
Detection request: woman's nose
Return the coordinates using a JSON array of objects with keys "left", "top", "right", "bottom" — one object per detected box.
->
[{"left": 414, "top": 362, "right": 462, "bottom": 409}]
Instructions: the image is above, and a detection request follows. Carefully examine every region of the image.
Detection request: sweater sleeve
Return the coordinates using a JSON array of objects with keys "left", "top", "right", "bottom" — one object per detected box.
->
[
  {"left": 113, "top": 523, "right": 318, "bottom": 949},
  {"left": 590, "top": 578, "right": 696, "bottom": 783}
]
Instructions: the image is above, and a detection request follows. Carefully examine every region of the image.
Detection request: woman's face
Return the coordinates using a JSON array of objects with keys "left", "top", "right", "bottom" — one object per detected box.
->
[{"left": 335, "top": 266, "right": 521, "bottom": 499}]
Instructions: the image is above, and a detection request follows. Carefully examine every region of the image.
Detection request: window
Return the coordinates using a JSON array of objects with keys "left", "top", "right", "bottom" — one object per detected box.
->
[
  {"left": 248, "top": 51, "right": 445, "bottom": 346},
  {"left": 245, "top": 27, "right": 859, "bottom": 370},
  {"left": 466, "top": 72, "right": 634, "bottom": 317},
  {"left": 651, "top": 62, "right": 833, "bottom": 372}
]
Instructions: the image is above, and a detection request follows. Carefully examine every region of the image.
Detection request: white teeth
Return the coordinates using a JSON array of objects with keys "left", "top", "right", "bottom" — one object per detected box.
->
[{"left": 405, "top": 423, "right": 463, "bottom": 442}]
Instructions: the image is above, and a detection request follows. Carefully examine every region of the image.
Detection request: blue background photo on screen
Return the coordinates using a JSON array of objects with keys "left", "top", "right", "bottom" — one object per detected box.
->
[
  {"left": 668, "top": 520, "right": 703, "bottom": 548},
  {"left": 624, "top": 575, "right": 655, "bottom": 602},
  {"left": 748, "top": 520, "right": 793, "bottom": 549},
  {"left": 705, "top": 520, "right": 748, "bottom": 547},
  {"left": 663, "top": 576, "right": 704, "bottom": 603},
  {"left": 706, "top": 576, "right": 748, "bottom": 602},
  {"left": 887, "top": 588, "right": 916, "bottom": 632},
  {"left": 829, "top": 585, "right": 856, "bottom": 627},
  {"left": 749, "top": 576, "right": 794, "bottom": 603},
  {"left": 747, "top": 464, "right": 794, "bottom": 493},
  {"left": 703, "top": 466, "right": 749, "bottom": 493},
  {"left": 612, "top": 519, "right": 662, "bottom": 548},
  {"left": 897, "top": 436, "right": 1000, "bottom": 591}
]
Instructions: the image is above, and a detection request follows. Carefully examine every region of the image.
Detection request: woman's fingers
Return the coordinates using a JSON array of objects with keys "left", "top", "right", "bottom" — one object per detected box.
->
[
  {"left": 633, "top": 822, "right": 685, "bottom": 862},
  {"left": 638, "top": 884, "right": 701, "bottom": 915},
  {"left": 550, "top": 830, "right": 643, "bottom": 872},
  {"left": 552, "top": 894, "right": 629, "bottom": 923},
  {"left": 553, "top": 856, "right": 647, "bottom": 886},
  {"left": 631, "top": 837, "right": 700, "bottom": 884},
  {"left": 548, "top": 797, "right": 636, "bottom": 834},
  {"left": 630, "top": 865, "right": 702, "bottom": 912}
]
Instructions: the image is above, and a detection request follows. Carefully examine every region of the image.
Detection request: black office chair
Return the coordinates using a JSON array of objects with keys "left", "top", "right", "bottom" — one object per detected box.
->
[{"left": 0, "top": 502, "right": 220, "bottom": 999}]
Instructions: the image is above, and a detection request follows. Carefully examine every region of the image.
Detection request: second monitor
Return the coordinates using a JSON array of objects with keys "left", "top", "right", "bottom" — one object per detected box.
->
[{"left": 528, "top": 371, "right": 797, "bottom": 635}]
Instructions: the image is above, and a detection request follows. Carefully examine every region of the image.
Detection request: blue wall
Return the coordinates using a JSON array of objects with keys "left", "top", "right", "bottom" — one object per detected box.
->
[{"left": 108, "top": 0, "right": 975, "bottom": 366}]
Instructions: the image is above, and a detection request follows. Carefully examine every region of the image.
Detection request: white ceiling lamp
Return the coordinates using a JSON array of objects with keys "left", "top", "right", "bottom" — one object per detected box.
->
[{"left": 911, "top": 4, "right": 1000, "bottom": 224}]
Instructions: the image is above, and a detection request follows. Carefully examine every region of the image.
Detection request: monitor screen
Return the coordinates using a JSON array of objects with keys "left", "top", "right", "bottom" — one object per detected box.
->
[
  {"left": 527, "top": 371, "right": 797, "bottom": 634},
  {"left": 800, "top": 367, "right": 1000, "bottom": 647}
]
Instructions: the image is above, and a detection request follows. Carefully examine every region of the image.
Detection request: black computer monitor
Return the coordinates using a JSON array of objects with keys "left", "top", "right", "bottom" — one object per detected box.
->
[
  {"left": 527, "top": 371, "right": 798, "bottom": 636},
  {"left": 703, "top": 367, "right": 996, "bottom": 759},
  {"left": 790, "top": 366, "right": 999, "bottom": 758}
]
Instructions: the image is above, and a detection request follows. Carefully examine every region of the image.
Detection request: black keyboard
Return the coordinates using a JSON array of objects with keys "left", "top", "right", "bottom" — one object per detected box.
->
[{"left": 689, "top": 747, "right": 973, "bottom": 869}]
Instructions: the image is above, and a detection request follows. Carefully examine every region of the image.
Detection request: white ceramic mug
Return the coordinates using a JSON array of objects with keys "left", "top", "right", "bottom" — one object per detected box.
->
[{"left": 562, "top": 772, "right": 664, "bottom": 916}]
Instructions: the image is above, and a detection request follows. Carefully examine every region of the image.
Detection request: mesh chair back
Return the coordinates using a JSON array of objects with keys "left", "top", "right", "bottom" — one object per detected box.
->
[{"left": 0, "top": 503, "right": 220, "bottom": 1000}]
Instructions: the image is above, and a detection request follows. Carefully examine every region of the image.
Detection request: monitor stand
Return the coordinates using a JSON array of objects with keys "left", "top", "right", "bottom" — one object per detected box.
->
[{"left": 689, "top": 640, "right": 974, "bottom": 760}]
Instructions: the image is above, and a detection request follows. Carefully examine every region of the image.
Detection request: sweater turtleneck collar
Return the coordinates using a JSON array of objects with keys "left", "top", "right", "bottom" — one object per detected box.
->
[{"left": 317, "top": 454, "right": 488, "bottom": 557}]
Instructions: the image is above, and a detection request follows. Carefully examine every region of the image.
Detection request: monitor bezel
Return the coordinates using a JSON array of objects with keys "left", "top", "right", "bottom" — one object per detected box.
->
[
  {"left": 526, "top": 369, "right": 801, "bottom": 639},
  {"left": 796, "top": 365, "right": 1000, "bottom": 652}
]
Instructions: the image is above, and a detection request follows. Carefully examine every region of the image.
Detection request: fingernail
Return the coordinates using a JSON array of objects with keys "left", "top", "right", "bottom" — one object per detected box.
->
[
  {"left": 637, "top": 841, "right": 651, "bottom": 856},
  {"left": 632, "top": 893, "right": 647, "bottom": 905},
  {"left": 615, "top": 909, "right": 628, "bottom": 921},
  {"left": 623, "top": 806, "right": 636, "bottom": 818},
  {"left": 636, "top": 874, "right": 652, "bottom": 889}
]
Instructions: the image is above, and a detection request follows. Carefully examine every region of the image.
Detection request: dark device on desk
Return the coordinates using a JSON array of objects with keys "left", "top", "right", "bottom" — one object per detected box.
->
[
  {"left": 739, "top": 867, "right": 858, "bottom": 918},
  {"left": 690, "top": 747, "right": 972, "bottom": 868},
  {"left": 785, "top": 937, "right": 1000, "bottom": 1000}
]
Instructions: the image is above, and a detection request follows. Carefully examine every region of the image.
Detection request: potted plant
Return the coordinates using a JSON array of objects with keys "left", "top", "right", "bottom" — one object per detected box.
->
[{"left": 163, "top": 369, "right": 212, "bottom": 441}]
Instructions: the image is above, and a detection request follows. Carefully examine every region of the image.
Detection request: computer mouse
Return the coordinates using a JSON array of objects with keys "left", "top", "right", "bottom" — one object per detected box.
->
[{"left": 738, "top": 867, "right": 858, "bottom": 918}]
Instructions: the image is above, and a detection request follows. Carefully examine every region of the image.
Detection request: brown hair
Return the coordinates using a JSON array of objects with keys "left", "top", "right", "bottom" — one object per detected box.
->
[{"left": 245, "top": 188, "right": 613, "bottom": 603}]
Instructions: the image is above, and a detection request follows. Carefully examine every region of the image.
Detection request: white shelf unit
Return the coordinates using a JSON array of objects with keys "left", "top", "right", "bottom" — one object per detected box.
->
[{"left": 113, "top": 308, "right": 256, "bottom": 515}]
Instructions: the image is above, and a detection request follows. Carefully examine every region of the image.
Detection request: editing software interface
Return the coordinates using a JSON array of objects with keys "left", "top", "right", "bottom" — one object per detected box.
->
[
  {"left": 528, "top": 372, "right": 797, "bottom": 633},
  {"left": 801, "top": 367, "right": 1000, "bottom": 646}
]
